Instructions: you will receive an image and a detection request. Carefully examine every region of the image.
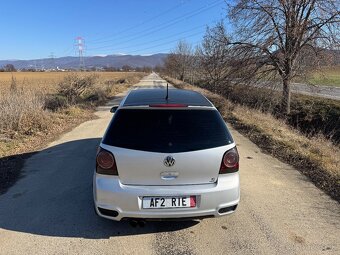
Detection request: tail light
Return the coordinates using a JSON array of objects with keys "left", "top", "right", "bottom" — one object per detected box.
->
[
  {"left": 96, "top": 147, "right": 118, "bottom": 175},
  {"left": 219, "top": 147, "right": 239, "bottom": 174}
]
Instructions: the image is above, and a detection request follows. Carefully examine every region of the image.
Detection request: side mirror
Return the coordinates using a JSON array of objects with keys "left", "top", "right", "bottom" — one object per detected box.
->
[{"left": 110, "top": 105, "right": 119, "bottom": 113}]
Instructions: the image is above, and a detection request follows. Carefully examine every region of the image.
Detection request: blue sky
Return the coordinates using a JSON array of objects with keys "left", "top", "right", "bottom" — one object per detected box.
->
[{"left": 0, "top": 0, "right": 228, "bottom": 60}]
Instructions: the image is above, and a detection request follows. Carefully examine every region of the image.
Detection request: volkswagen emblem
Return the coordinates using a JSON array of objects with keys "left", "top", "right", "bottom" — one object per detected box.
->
[{"left": 163, "top": 156, "right": 175, "bottom": 167}]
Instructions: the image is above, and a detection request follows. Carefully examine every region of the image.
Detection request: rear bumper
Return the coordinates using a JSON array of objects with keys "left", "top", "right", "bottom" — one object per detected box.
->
[{"left": 93, "top": 173, "right": 240, "bottom": 221}]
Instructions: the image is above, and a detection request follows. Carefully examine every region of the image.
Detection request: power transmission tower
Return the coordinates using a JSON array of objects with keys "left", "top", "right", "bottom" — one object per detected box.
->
[{"left": 75, "top": 37, "right": 85, "bottom": 71}]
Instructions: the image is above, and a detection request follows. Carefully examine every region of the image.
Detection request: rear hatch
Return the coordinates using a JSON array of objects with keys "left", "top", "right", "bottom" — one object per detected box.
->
[{"left": 102, "top": 108, "right": 234, "bottom": 185}]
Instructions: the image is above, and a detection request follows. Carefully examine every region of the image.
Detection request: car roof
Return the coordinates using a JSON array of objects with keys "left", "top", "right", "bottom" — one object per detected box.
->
[{"left": 122, "top": 88, "right": 213, "bottom": 107}]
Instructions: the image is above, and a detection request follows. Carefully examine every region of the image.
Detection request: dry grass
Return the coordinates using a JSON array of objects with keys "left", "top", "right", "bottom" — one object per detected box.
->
[
  {"left": 242, "top": 108, "right": 340, "bottom": 178},
  {"left": 0, "top": 88, "right": 47, "bottom": 136},
  {"left": 165, "top": 76, "right": 340, "bottom": 201}
]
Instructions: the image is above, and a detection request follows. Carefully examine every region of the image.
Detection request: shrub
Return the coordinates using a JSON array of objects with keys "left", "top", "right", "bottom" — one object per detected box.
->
[
  {"left": 46, "top": 74, "right": 129, "bottom": 110},
  {"left": 44, "top": 94, "right": 68, "bottom": 111},
  {"left": 84, "top": 87, "right": 107, "bottom": 103},
  {"left": 226, "top": 85, "right": 281, "bottom": 112},
  {"left": 116, "top": 78, "right": 127, "bottom": 84},
  {"left": 289, "top": 94, "right": 340, "bottom": 143},
  {"left": 57, "top": 74, "right": 98, "bottom": 105}
]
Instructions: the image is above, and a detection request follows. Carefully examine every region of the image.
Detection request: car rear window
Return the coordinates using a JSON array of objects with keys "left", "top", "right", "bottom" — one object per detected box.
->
[{"left": 103, "top": 109, "right": 233, "bottom": 153}]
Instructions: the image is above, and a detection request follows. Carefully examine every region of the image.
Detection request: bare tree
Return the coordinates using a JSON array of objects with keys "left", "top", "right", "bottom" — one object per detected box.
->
[
  {"left": 164, "top": 40, "right": 194, "bottom": 82},
  {"left": 164, "top": 54, "right": 179, "bottom": 79},
  {"left": 121, "top": 65, "right": 133, "bottom": 72},
  {"left": 227, "top": 0, "right": 340, "bottom": 114},
  {"left": 197, "top": 22, "right": 236, "bottom": 93},
  {"left": 3, "top": 64, "right": 16, "bottom": 72}
]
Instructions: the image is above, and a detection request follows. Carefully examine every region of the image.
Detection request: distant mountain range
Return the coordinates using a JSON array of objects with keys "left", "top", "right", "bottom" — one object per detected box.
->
[{"left": 0, "top": 53, "right": 168, "bottom": 70}]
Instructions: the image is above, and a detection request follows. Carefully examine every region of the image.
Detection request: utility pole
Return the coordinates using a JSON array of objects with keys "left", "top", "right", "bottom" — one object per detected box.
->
[
  {"left": 40, "top": 59, "right": 45, "bottom": 71},
  {"left": 49, "top": 52, "right": 55, "bottom": 70},
  {"left": 75, "top": 37, "right": 85, "bottom": 71}
]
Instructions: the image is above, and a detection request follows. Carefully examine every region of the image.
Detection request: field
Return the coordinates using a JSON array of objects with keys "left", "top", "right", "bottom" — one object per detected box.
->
[
  {"left": 0, "top": 71, "right": 143, "bottom": 92},
  {"left": 307, "top": 65, "right": 340, "bottom": 87}
]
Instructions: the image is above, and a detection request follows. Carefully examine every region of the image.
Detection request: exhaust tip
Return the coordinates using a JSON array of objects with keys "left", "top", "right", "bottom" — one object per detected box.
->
[
  {"left": 218, "top": 205, "right": 238, "bottom": 214},
  {"left": 138, "top": 220, "right": 146, "bottom": 227},
  {"left": 129, "top": 220, "right": 138, "bottom": 227},
  {"left": 98, "top": 207, "right": 119, "bottom": 218}
]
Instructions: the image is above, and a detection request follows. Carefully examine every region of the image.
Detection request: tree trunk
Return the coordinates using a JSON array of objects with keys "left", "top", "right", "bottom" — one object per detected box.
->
[{"left": 282, "top": 78, "right": 291, "bottom": 115}]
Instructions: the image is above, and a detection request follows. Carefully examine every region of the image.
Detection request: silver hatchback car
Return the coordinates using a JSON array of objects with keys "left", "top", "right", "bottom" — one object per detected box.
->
[{"left": 93, "top": 88, "right": 240, "bottom": 221}]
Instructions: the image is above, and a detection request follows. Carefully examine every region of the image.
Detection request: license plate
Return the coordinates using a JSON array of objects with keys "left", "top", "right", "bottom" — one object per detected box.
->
[{"left": 142, "top": 196, "right": 196, "bottom": 209}]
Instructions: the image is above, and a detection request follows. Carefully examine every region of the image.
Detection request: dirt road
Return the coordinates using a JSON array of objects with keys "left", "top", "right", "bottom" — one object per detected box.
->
[
  {"left": 0, "top": 73, "right": 339, "bottom": 255},
  {"left": 291, "top": 83, "right": 340, "bottom": 100},
  {"left": 254, "top": 81, "right": 340, "bottom": 100}
]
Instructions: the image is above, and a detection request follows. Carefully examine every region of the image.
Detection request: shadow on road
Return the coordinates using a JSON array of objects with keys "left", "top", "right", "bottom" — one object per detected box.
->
[
  {"left": 0, "top": 152, "right": 37, "bottom": 195},
  {"left": 0, "top": 138, "right": 198, "bottom": 239}
]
